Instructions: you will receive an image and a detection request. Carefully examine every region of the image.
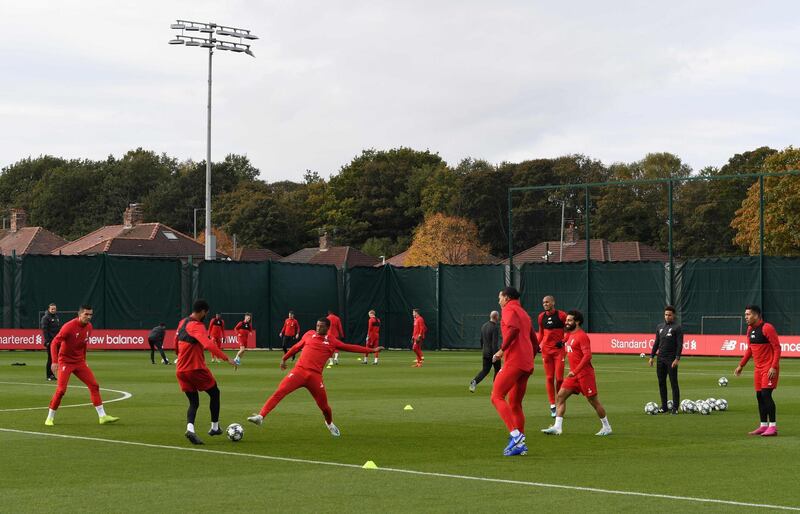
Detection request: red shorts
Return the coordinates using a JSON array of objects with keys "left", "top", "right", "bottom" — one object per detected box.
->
[
  {"left": 561, "top": 370, "right": 598, "bottom": 397},
  {"left": 176, "top": 368, "right": 217, "bottom": 392},
  {"left": 754, "top": 367, "right": 779, "bottom": 391},
  {"left": 237, "top": 333, "right": 249, "bottom": 347},
  {"left": 366, "top": 337, "right": 379, "bottom": 348}
]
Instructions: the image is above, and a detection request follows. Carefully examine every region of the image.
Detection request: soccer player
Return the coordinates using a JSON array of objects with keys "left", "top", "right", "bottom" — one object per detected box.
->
[
  {"left": 208, "top": 313, "right": 225, "bottom": 363},
  {"left": 40, "top": 303, "right": 60, "bottom": 381},
  {"left": 538, "top": 295, "right": 567, "bottom": 417},
  {"left": 148, "top": 322, "right": 169, "bottom": 365},
  {"left": 326, "top": 310, "right": 344, "bottom": 366},
  {"left": 541, "top": 310, "right": 612, "bottom": 436},
  {"left": 247, "top": 317, "right": 383, "bottom": 435},
  {"left": 233, "top": 313, "right": 253, "bottom": 366},
  {"left": 44, "top": 305, "right": 119, "bottom": 426},
  {"left": 175, "top": 299, "right": 237, "bottom": 445},
  {"left": 411, "top": 308, "right": 427, "bottom": 367},
  {"left": 469, "top": 311, "right": 501, "bottom": 392},
  {"left": 279, "top": 311, "right": 300, "bottom": 361},
  {"left": 364, "top": 310, "right": 381, "bottom": 365},
  {"left": 734, "top": 305, "right": 781, "bottom": 437},
  {"left": 648, "top": 305, "right": 683, "bottom": 414},
  {"left": 491, "top": 287, "right": 536, "bottom": 456}
]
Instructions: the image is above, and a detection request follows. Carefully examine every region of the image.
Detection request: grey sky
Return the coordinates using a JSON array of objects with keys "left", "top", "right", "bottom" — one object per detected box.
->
[{"left": 2, "top": 1, "right": 798, "bottom": 182}]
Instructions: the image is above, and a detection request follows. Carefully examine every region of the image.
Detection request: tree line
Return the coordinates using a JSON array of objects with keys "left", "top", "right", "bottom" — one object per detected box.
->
[{"left": 1, "top": 145, "right": 798, "bottom": 260}]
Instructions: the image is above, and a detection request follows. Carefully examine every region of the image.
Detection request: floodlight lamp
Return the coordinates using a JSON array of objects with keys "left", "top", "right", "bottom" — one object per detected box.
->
[
  {"left": 244, "top": 48, "right": 256, "bottom": 57},
  {"left": 242, "top": 33, "right": 259, "bottom": 40},
  {"left": 200, "top": 42, "right": 215, "bottom": 48},
  {"left": 216, "top": 29, "right": 236, "bottom": 37},
  {"left": 199, "top": 27, "right": 214, "bottom": 33},
  {"left": 216, "top": 44, "right": 230, "bottom": 50},
  {"left": 230, "top": 46, "right": 244, "bottom": 53},
  {"left": 185, "top": 40, "right": 201, "bottom": 47},
  {"left": 169, "top": 39, "right": 185, "bottom": 45},
  {"left": 185, "top": 25, "right": 199, "bottom": 31},
  {"left": 170, "top": 23, "right": 186, "bottom": 30}
]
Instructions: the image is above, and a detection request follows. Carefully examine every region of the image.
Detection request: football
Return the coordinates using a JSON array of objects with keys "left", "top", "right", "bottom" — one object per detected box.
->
[
  {"left": 639, "top": 353, "right": 645, "bottom": 358},
  {"left": 666, "top": 400, "right": 674, "bottom": 411},
  {"left": 718, "top": 377, "right": 728, "bottom": 387},
  {"left": 716, "top": 399, "right": 728, "bottom": 411},
  {"left": 226, "top": 423, "right": 244, "bottom": 442},
  {"left": 644, "top": 402, "right": 659, "bottom": 415},
  {"left": 697, "top": 401, "right": 711, "bottom": 415},
  {"left": 680, "top": 400, "right": 696, "bottom": 414}
]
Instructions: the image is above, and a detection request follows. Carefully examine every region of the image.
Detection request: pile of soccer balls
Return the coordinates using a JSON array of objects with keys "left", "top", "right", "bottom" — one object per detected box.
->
[{"left": 644, "top": 377, "right": 730, "bottom": 415}]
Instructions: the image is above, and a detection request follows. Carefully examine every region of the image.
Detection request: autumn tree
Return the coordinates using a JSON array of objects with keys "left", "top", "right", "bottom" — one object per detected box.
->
[
  {"left": 405, "top": 213, "right": 495, "bottom": 266},
  {"left": 731, "top": 147, "right": 800, "bottom": 255}
]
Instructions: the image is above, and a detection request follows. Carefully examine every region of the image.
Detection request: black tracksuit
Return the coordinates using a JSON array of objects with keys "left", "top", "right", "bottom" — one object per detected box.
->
[
  {"left": 40, "top": 312, "right": 61, "bottom": 379},
  {"left": 472, "top": 320, "right": 501, "bottom": 385},
  {"left": 148, "top": 325, "right": 168, "bottom": 364},
  {"left": 651, "top": 322, "right": 683, "bottom": 410}
]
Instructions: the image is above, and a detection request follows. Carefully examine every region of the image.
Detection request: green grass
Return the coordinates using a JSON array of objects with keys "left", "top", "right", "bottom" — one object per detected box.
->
[{"left": 1, "top": 350, "right": 798, "bottom": 513}]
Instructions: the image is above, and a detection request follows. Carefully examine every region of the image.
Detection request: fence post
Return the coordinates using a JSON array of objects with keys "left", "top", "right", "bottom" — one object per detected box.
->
[
  {"left": 436, "top": 263, "right": 443, "bottom": 350},
  {"left": 759, "top": 174, "right": 765, "bottom": 311},
  {"left": 584, "top": 186, "right": 591, "bottom": 331},
  {"left": 266, "top": 259, "right": 272, "bottom": 350},
  {"left": 668, "top": 179, "right": 674, "bottom": 306}
]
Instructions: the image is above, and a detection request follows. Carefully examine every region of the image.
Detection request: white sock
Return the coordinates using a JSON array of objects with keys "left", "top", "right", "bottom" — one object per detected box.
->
[
  {"left": 374, "top": 358, "right": 378, "bottom": 363},
  {"left": 761, "top": 422, "right": 768, "bottom": 427},
  {"left": 95, "top": 405, "right": 106, "bottom": 417},
  {"left": 768, "top": 422, "right": 776, "bottom": 427},
  {"left": 47, "top": 409, "right": 56, "bottom": 420},
  {"left": 601, "top": 416, "right": 611, "bottom": 429},
  {"left": 187, "top": 423, "right": 195, "bottom": 433},
  {"left": 510, "top": 429, "right": 520, "bottom": 438},
  {"left": 550, "top": 404, "right": 556, "bottom": 409},
  {"left": 211, "top": 421, "right": 219, "bottom": 431},
  {"left": 554, "top": 416, "right": 564, "bottom": 430}
]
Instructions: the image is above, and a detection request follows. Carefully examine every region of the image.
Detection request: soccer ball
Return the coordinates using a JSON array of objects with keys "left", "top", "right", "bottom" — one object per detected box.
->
[
  {"left": 706, "top": 398, "right": 718, "bottom": 410},
  {"left": 716, "top": 399, "right": 728, "bottom": 411},
  {"left": 718, "top": 377, "right": 728, "bottom": 387},
  {"left": 644, "top": 402, "right": 659, "bottom": 415},
  {"left": 640, "top": 353, "right": 646, "bottom": 358},
  {"left": 666, "top": 400, "right": 674, "bottom": 411},
  {"left": 697, "top": 402, "right": 711, "bottom": 415},
  {"left": 680, "top": 400, "right": 696, "bottom": 414},
  {"left": 226, "top": 423, "right": 244, "bottom": 442}
]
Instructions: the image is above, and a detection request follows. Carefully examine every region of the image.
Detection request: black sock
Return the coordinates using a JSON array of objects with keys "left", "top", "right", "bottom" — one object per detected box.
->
[
  {"left": 206, "top": 385, "right": 220, "bottom": 423},
  {"left": 762, "top": 389, "right": 776, "bottom": 423},
  {"left": 185, "top": 391, "right": 200, "bottom": 426}
]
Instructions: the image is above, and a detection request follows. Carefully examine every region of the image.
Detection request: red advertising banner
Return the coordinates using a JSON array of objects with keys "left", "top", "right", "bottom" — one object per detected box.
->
[
  {"left": 587, "top": 333, "right": 800, "bottom": 358},
  {"left": 0, "top": 329, "right": 256, "bottom": 351}
]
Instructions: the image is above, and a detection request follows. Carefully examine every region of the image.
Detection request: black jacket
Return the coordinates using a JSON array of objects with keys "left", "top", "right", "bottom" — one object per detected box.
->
[
  {"left": 651, "top": 322, "right": 683, "bottom": 361},
  {"left": 148, "top": 326, "right": 166, "bottom": 344},
  {"left": 480, "top": 320, "right": 500, "bottom": 357},
  {"left": 40, "top": 312, "right": 61, "bottom": 344}
]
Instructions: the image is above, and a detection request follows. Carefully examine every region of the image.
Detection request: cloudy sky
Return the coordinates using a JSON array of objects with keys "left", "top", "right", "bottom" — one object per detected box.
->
[{"left": 2, "top": 1, "right": 798, "bottom": 181}]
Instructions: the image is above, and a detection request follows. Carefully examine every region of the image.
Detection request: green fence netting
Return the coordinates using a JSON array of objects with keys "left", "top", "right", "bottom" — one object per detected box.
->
[
  {"left": 589, "top": 261, "right": 667, "bottom": 333},
  {"left": 439, "top": 264, "right": 506, "bottom": 349},
  {"left": 344, "top": 266, "right": 388, "bottom": 345},
  {"left": 104, "top": 256, "right": 182, "bottom": 329},
  {"left": 387, "top": 266, "right": 437, "bottom": 349},
  {"left": 519, "top": 262, "right": 587, "bottom": 329},
  {"left": 763, "top": 257, "right": 800, "bottom": 335}
]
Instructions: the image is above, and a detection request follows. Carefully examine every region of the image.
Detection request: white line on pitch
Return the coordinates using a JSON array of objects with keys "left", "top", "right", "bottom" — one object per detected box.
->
[
  {"left": 0, "top": 382, "right": 133, "bottom": 412},
  {"left": 0, "top": 428, "right": 797, "bottom": 512}
]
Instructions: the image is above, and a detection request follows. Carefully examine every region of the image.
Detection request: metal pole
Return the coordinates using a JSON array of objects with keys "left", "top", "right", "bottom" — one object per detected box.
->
[
  {"left": 668, "top": 180, "right": 674, "bottom": 305},
  {"left": 759, "top": 175, "right": 764, "bottom": 309},
  {"left": 204, "top": 46, "right": 214, "bottom": 260},
  {"left": 193, "top": 208, "right": 197, "bottom": 239},
  {"left": 584, "top": 186, "right": 591, "bottom": 331},
  {"left": 508, "top": 190, "right": 514, "bottom": 285},
  {"left": 559, "top": 199, "right": 565, "bottom": 262}
]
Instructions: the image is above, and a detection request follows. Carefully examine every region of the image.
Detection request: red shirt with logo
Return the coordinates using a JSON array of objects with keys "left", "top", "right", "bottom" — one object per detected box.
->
[
  {"left": 284, "top": 330, "right": 374, "bottom": 374},
  {"left": 50, "top": 318, "right": 92, "bottom": 365}
]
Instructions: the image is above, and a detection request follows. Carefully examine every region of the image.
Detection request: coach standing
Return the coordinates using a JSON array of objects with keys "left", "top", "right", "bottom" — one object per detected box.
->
[
  {"left": 648, "top": 305, "right": 683, "bottom": 414},
  {"left": 470, "top": 311, "right": 501, "bottom": 392},
  {"left": 40, "top": 303, "right": 60, "bottom": 381}
]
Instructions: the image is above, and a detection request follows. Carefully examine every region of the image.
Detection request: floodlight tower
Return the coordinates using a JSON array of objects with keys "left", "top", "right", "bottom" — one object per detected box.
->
[{"left": 169, "top": 20, "right": 257, "bottom": 260}]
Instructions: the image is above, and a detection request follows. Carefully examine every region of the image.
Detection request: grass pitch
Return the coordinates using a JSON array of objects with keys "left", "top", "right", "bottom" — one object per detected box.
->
[{"left": 1, "top": 350, "right": 798, "bottom": 513}]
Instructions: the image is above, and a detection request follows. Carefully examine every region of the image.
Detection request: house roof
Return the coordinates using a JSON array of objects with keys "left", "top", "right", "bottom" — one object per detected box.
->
[
  {"left": 0, "top": 227, "right": 68, "bottom": 255},
  {"left": 282, "top": 246, "right": 380, "bottom": 269},
  {"left": 52, "top": 223, "right": 209, "bottom": 258},
  {"left": 384, "top": 250, "right": 409, "bottom": 267},
  {"left": 235, "top": 248, "right": 283, "bottom": 262},
  {"left": 508, "top": 239, "right": 669, "bottom": 264}
]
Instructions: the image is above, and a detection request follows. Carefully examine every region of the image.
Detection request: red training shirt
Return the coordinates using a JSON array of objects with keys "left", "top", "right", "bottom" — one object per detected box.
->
[
  {"left": 208, "top": 317, "right": 225, "bottom": 338},
  {"left": 565, "top": 328, "right": 593, "bottom": 375},
  {"left": 281, "top": 318, "right": 300, "bottom": 337},
  {"left": 537, "top": 309, "right": 567, "bottom": 350},
  {"left": 326, "top": 314, "right": 343, "bottom": 339},
  {"left": 235, "top": 320, "right": 253, "bottom": 336},
  {"left": 175, "top": 318, "right": 230, "bottom": 372},
  {"left": 368, "top": 317, "right": 381, "bottom": 341},
  {"left": 283, "top": 330, "right": 375, "bottom": 374},
  {"left": 739, "top": 320, "right": 781, "bottom": 370},
  {"left": 51, "top": 318, "right": 92, "bottom": 366},
  {"left": 500, "top": 299, "right": 536, "bottom": 372},
  {"left": 413, "top": 315, "right": 427, "bottom": 341}
]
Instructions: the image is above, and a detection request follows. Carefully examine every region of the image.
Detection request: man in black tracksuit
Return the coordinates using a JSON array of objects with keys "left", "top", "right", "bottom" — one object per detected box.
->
[
  {"left": 469, "top": 311, "right": 501, "bottom": 392},
  {"left": 40, "top": 303, "right": 61, "bottom": 381},
  {"left": 649, "top": 306, "right": 683, "bottom": 414},
  {"left": 148, "top": 323, "right": 169, "bottom": 365}
]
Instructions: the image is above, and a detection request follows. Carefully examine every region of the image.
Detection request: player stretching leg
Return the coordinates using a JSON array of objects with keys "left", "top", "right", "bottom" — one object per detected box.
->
[
  {"left": 542, "top": 310, "right": 612, "bottom": 436},
  {"left": 491, "top": 288, "right": 537, "bottom": 456},
  {"left": 248, "top": 318, "right": 382, "bottom": 436},
  {"left": 45, "top": 305, "right": 119, "bottom": 426},
  {"left": 734, "top": 305, "right": 781, "bottom": 437},
  {"left": 233, "top": 313, "right": 253, "bottom": 366}
]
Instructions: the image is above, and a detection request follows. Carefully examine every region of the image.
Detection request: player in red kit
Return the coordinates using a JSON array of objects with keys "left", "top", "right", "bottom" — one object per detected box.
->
[
  {"left": 176, "top": 299, "right": 237, "bottom": 444},
  {"left": 326, "top": 310, "right": 344, "bottom": 366},
  {"left": 734, "top": 305, "right": 781, "bottom": 437},
  {"left": 541, "top": 310, "right": 612, "bottom": 436},
  {"left": 538, "top": 295, "right": 567, "bottom": 417},
  {"left": 208, "top": 313, "right": 225, "bottom": 363},
  {"left": 411, "top": 308, "right": 427, "bottom": 367},
  {"left": 233, "top": 313, "right": 253, "bottom": 366},
  {"left": 44, "top": 305, "right": 119, "bottom": 426},
  {"left": 491, "top": 287, "right": 537, "bottom": 456},
  {"left": 364, "top": 310, "right": 381, "bottom": 365},
  {"left": 279, "top": 311, "right": 300, "bottom": 361},
  {"left": 247, "top": 318, "right": 383, "bottom": 435}
]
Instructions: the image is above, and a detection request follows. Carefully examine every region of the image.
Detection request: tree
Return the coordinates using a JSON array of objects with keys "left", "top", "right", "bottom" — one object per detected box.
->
[
  {"left": 405, "top": 213, "right": 495, "bottom": 266},
  {"left": 731, "top": 147, "right": 800, "bottom": 255},
  {"left": 456, "top": 158, "right": 512, "bottom": 256}
]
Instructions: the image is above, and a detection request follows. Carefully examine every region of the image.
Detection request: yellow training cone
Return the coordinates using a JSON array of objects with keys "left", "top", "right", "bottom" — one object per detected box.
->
[
  {"left": 363, "top": 460, "right": 378, "bottom": 469},
  {"left": 404, "top": 405, "right": 413, "bottom": 411}
]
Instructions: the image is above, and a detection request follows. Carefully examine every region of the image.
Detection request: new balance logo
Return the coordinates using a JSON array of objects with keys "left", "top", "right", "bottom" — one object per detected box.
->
[{"left": 721, "top": 340, "right": 737, "bottom": 351}]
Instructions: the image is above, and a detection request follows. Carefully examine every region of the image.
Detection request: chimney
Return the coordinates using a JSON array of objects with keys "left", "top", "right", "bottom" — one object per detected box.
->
[
  {"left": 10, "top": 208, "right": 27, "bottom": 232},
  {"left": 319, "top": 231, "right": 330, "bottom": 251},
  {"left": 123, "top": 203, "right": 143, "bottom": 228},
  {"left": 564, "top": 220, "right": 578, "bottom": 245}
]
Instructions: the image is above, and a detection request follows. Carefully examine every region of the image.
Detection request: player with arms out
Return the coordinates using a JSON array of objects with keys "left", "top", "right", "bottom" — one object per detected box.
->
[
  {"left": 734, "top": 305, "right": 781, "bottom": 437},
  {"left": 364, "top": 310, "right": 381, "bottom": 365},
  {"left": 248, "top": 318, "right": 383, "bottom": 435},
  {"left": 411, "top": 308, "right": 427, "bottom": 367},
  {"left": 538, "top": 295, "right": 567, "bottom": 417},
  {"left": 491, "top": 287, "right": 537, "bottom": 456},
  {"left": 44, "top": 305, "right": 119, "bottom": 426},
  {"left": 233, "top": 313, "right": 253, "bottom": 366},
  {"left": 208, "top": 313, "right": 225, "bottom": 363},
  {"left": 175, "top": 299, "right": 237, "bottom": 445},
  {"left": 541, "top": 310, "right": 612, "bottom": 436}
]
